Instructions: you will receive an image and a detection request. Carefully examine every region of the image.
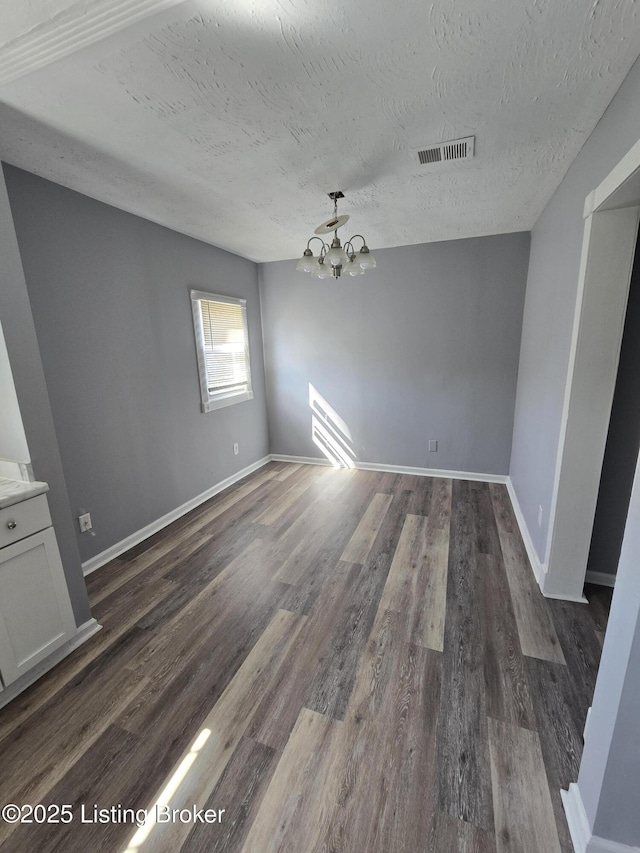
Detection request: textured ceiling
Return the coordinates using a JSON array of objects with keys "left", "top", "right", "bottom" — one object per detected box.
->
[{"left": 1, "top": 0, "right": 640, "bottom": 262}]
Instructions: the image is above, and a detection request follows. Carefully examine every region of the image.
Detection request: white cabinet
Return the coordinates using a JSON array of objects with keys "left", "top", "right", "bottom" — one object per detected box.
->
[{"left": 0, "top": 494, "right": 76, "bottom": 687}]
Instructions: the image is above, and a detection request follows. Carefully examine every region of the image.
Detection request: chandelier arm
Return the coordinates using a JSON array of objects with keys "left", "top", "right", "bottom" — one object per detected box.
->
[
  {"left": 347, "top": 234, "right": 368, "bottom": 249},
  {"left": 306, "top": 236, "right": 328, "bottom": 253}
]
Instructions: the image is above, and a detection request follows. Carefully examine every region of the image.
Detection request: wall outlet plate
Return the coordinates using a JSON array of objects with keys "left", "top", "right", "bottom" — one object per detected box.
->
[
  {"left": 428, "top": 440, "right": 438, "bottom": 452},
  {"left": 233, "top": 443, "right": 239, "bottom": 456},
  {"left": 78, "top": 512, "right": 92, "bottom": 533}
]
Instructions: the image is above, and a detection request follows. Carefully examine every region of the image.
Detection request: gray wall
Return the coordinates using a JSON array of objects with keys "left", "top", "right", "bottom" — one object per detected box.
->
[
  {"left": 587, "top": 234, "right": 640, "bottom": 579},
  {"left": 4, "top": 165, "right": 269, "bottom": 563},
  {"left": 0, "top": 167, "right": 90, "bottom": 624},
  {"left": 0, "top": 318, "right": 30, "bottom": 463},
  {"left": 259, "top": 233, "right": 530, "bottom": 476},
  {"left": 510, "top": 55, "right": 640, "bottom": 562}
]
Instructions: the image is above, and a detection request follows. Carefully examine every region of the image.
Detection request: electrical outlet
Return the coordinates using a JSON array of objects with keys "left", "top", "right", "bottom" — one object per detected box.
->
[
  {"left": 78, "top": 512, "right": 92, "bottom": 533},
  {"left": 428, "top": 440, "right": 438, "bottom": 452},
  {"left": 233, "top": 443, "right": 239, "bottom": 456},
  {"left": 538, "top": 505, "right": 543, "bottom": 528}
]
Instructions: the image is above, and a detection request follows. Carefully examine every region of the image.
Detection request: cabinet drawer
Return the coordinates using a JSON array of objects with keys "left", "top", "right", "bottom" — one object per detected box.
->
[{"left": 0, "top": 495, "right": 52, "bottom": 549}]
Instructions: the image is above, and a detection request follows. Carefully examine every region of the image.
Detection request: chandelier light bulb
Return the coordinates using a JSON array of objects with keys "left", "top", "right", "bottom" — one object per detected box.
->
[{"left": 326, "top": 245, "right": 348, "bottom": 268}]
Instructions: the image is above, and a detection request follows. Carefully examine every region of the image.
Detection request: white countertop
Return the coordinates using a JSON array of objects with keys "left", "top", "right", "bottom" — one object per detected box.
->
[{"left": 0, "top": 477, "right": 49, "bottom": 509}]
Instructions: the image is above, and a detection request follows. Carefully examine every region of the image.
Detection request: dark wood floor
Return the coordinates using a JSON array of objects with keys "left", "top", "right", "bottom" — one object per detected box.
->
[{"left": 0, "top": 462, "right": 611, "bottom": 852}]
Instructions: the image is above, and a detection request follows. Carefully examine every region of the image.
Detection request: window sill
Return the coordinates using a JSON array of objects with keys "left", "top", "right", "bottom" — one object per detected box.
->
[{"left": 201, "top": 390, "right": 254, "bottom": 413}]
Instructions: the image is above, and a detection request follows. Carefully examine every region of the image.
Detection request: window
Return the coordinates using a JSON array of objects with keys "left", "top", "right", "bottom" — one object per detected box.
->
[{"left": 190, "top": 290, "right": 253, "bottom": 412}]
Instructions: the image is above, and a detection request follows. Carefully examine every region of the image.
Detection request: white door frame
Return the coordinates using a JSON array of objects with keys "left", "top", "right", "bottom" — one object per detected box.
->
[{"left": 542, "top": 140, "right": 640, "bottom": 601}]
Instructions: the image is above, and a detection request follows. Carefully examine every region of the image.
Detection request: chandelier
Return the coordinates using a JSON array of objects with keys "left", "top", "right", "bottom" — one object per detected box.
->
[{"left": 296, "top": 191, "right": 377, "bottom": 278}]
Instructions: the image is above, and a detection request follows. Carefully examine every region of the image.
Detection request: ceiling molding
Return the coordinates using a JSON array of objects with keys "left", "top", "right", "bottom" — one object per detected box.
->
[{"left": 0, "top": 0, "right": 187, "bottom": 88}]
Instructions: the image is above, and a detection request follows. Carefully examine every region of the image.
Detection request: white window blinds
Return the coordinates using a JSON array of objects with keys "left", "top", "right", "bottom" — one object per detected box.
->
[
  {"left": 190, "top": 290, "right": 253, "bottom": 412},
  {"left": 200, "top": 299, "right": 248, "bottom": 393}
]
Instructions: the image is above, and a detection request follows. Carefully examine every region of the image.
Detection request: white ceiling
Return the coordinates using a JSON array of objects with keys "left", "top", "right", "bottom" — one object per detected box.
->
[{"left": 1, "top": 0, "right": 640, "bottom": 262}]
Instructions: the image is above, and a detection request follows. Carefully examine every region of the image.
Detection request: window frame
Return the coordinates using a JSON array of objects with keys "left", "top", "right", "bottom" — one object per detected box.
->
[{"left": 189, "top": 289, "right": 254, "bottom": 413}]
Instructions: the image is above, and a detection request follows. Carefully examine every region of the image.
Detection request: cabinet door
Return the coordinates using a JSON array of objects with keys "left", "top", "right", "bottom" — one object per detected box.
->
[{"left": 0, "top": 528, "right": 76, "bottom": 686}]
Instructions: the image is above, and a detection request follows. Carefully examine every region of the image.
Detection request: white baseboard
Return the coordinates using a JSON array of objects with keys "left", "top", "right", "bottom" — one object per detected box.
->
[
  {"left": 271, "top": 454, "right": 508, "bottom": 484},
  {"left": 562, "top": 785, "right": 591, "bottom": 853},
  {"left": 0, "top": 617, "right": 102, "bottom": 710},
  {"left": 82, "top": 456, "right": 271, "bottom": 575},
  {"left": 585, "top": 570, "right": 617, "bottom": 588},
  {"left": 505, "top": 477, "right": 545, "bottom": 584},
  {"left": 562, "top": 784, "right": 640, "bottom": 853},
  {"left": 270, "top": 454, "right": 333, "bottom": 468},
  {"left": 543, "top": 590, "right": 589, "bottom": 603},
  {"left": 67, "top": 617, "right": 102, "bottom": 650}
]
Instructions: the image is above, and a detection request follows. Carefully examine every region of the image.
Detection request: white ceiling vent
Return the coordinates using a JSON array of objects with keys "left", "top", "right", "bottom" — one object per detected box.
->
[{"left": 416, "top": 136, "right": 475, "bottom": 166}]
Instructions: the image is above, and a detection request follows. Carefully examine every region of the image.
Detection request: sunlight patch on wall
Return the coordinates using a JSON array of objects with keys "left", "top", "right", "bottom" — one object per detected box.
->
[{"left": 309, "top": 383, "right": 356, "bottom": 469}]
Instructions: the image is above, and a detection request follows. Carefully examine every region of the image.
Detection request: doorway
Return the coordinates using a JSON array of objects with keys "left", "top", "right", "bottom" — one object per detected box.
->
[
  {"left": 586, "top": 233, "right": 640, "bottom": 589},
  {"left": 542, "top": 142, "right": 640, "bottom": 601}
]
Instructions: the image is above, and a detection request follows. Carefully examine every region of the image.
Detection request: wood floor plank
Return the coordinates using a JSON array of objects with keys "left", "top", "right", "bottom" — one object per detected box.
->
[
  {"left": 398, "top": 473, "right": 421, "bottom": 491},
  {"left": 119, "top": 550, "right": 292, "bottom": 734},
  {"left": 487, "top": 481, "right": 520, "bottom": 536},
  {"left": 302, "top": 556, "right": 382, "bottom": 719},
  {"left": 262, "top": 470, "right": 339, "bottom": 540},
  {"left": 526, "top": 656, "right": 584, "bottom": 853},
  {"left": 429, "top": 477, "right": 454, "bottom": 529},
  {"left": 481, "top": 554, "right": 536, "bottom": 730},
  {"left": 0, "top": 631, "right": 152, "bottom": 844},
  {"left": 378, "top": 513, "right": 423, "bottom": 611},
  {"left": 276, "top": 549, "right": 339, "bottom": 616},
  {"left": 181, "top": 736, "right": 278, "bottom": 853},
  {"left": 428, "top": 812, "right": 497, "bottom": 853},
  {"left": 274, "top": 462, "right": 303, "bottom": 481},
  {"left": 248, "top": 561, "right": 362, "bottom": 749},
  {"left": 367, "top": 644, "right": 442, "bottom": 853},
  {"left": 378, "top": 510, "right": 449, "bottom": 651},
  {"left": 127, "top": 608, "right": 306, "bottom": 853},
  {"left": 407, "top": 479, "right": 452, "bottom": 651},
  {"left": 129, "top": 537, "right": 279, "bottom": 680},
  {"left": 437, "top": 479, "right": 494, "bottom": 832},
  {"left": 473, "top": 482, "right": 504, "bottom": 557},
  {"left": 488, "top": 717, "right": 562, "bottom": 853},
  {"left": 490, "top": 485, "right": 565, "bottom": 664},
  {"left": 254, "top": 465, "right": 318, "bottom": 525},
  {"left": 339, "top": 492, "right": 393, "bottom": 564},
  {"left": 300, "top": 608, "right": 404, "bottom": 851},
  {"left": 270, "top": 473, "right": 370, "bottom": 585},
  {"left": 500, "top": 530, "right": 566, "bottom": 664},
  {"left": 0, "top": 724, "right": 141, "bottom": 853},
  {"left": 405, "top": 474, "right": 433, "bottom": 515},
  {"left": 415, "top": 526, "right": 450, "bottom": 651},
  {"left": 312, "top": 643, "right": 442, "bottom": 853},
  {"left": 547, "top": 597, "right": 603, "bottom": 734},
  {"left": 304, "top": 488, "right": 413, "bottom": 719},
  {"left": 240, "top": 708, "right": 342, "bottom": 853}
]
